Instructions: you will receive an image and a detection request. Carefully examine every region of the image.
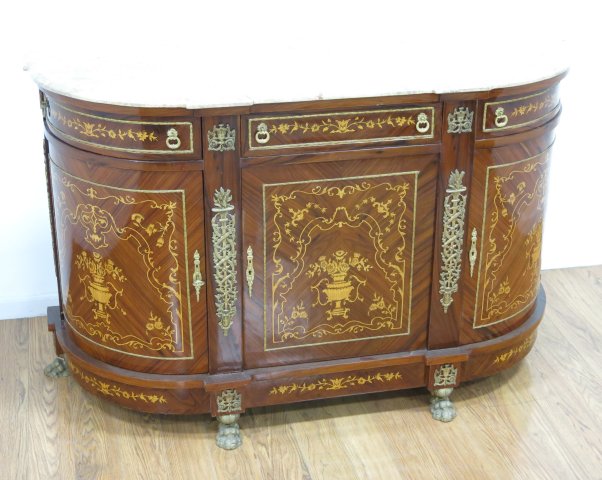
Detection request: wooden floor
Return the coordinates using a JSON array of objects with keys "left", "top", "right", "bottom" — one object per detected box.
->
[{"left": 1, "top": 266, "right": 601, "bottom": 480}]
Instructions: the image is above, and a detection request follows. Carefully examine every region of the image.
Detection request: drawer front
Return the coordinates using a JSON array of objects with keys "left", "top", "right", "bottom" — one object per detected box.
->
[
  {"left": 481, "top": 86, "right": 560, "bottom": 134},
  {"left": 245, "top": 106, "right": 438, "bottom": 154},
  {"left": 44, "top": 97, "right": 197, "bottom": 157}
]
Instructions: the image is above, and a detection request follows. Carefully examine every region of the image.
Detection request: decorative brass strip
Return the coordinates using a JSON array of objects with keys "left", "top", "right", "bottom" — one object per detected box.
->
[
  {"left": 269, "top": 371, "right": 402, "bottom": 395},
  {"left": 211, "top": 188, "right": 237, "bottom": 336},
  {"left": 248, "top": 107, "right": 435, "bottom": 150},
  {"left": 192, "top": 249, "right": 205, "bottom": 302},
  {"left": 46, "top": 100, "right": 194, "bottom": 154},
  {"left": 50, "top": 160, "right": 194, "bottom": 361},
  {"left": 216, "top": 389, "right": 242, "bottom": 413},
  {"left": 246, "top": 246, "right": 254, "bottom": 298},
  {"left": 482, "top": 87, "right": 559, "bottom": 132},
  {"left": 439, "top": 170, "right": 468, "bottom": 313},
  {"left": 69, "top": 361, "right": 168, "bottom": 404},
  {"left": 469, "top": 227, "right": 477, "bottom": 277}
]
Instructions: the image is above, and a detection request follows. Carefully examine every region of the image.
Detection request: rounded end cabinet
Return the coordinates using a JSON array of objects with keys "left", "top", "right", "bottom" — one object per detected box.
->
[{"left": 37, "top": 71, "right": 565, "bottom": 449}]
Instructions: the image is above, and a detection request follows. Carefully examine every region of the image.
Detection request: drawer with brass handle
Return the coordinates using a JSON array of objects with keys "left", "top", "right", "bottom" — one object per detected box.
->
[
  {"left": 244, "top": 105, "right": 439, "bottom": 155},
  {"left": 42, "top": 94, "right": 200, "bottom": 159},
  {"left": 480, "top": 86, "right": 560, "bottom": 136}
]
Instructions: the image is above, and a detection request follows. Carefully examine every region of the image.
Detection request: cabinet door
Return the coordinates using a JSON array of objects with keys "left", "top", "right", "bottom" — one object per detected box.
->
[
  {"left": 242, "top": 154, "right": 437, "bottom": 368},
  {"left": 48, "top": 138, "right": 208, "bottom": 374},
  {"left": 460, "top": 138, "right": 552, "bottom": 344}
]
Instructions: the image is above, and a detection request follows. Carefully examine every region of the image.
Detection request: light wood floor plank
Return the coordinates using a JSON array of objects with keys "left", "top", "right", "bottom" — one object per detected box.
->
[{"left": 0, "top": 265, "right": 600, "bottom": 479}]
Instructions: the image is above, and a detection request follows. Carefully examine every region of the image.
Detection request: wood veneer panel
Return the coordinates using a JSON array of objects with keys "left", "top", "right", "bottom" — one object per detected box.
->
[{"left": 46, "top": 134, "right": 208, "bottom": 375}]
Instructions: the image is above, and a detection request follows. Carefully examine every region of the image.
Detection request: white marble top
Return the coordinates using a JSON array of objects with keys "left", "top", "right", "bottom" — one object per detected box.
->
[{"left": 25, "top": 5, "right": 570, "bottom": 110}]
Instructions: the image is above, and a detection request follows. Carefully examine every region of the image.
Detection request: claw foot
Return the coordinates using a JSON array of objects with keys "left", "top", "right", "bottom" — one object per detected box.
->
[
  {"left": 216, "top": 414, "right": 242, "bottom": 450},
  {"left": 44, "top": 356, "right": 69, "bottom": 378},
  {"left": 430, "top": 387, "right": 456, "bottom": 423}
]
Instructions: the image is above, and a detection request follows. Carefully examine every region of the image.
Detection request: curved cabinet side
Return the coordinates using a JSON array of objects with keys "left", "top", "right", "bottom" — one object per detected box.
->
[
  {"left": 460, "top": 116, "right": 559, "bottom": 344},
  {"left": 46, "top": 131, "right": 208, "bottom": 374}
]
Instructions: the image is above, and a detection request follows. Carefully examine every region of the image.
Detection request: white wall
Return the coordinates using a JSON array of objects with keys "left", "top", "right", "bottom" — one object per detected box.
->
[{"left": 0, "top": 1, "right": 600, "bottom": 320}]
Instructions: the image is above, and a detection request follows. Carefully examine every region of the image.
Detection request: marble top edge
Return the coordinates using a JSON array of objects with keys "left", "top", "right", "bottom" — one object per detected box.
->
[{"left": 26, "top": 58, "right": 570, "bottom": 110}]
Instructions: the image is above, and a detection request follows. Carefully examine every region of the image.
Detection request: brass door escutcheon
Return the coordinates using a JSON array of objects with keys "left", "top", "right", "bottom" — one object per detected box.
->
[
  {"left": 192, "top": 249, "right": 205, "bottom": 301},
  {"left": 469, "top": 228, "right": 477, "bottom": 277},
  {"left": 246, "top": 246, "right": 254, "bottom": 298}
]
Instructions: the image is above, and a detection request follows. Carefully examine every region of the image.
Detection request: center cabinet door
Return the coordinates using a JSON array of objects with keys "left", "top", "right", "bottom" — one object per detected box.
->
[{"left": 242, "top": 154, "right": 438, "bottom": 368}]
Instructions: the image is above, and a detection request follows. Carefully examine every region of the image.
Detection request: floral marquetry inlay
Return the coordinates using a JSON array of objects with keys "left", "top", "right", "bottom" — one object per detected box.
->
[
  {"left": 264, "top": 172, "right": 418, "bottom": 350},
  {"left": 268, "top": 115, "right": 416, "bottom": 136},
  {"left": 45, "top": 100, "right": 193, "bottom": 154},
  {"left": 473, "top": 152, "right": 549, "bottom": 328},
  {"left": 510, "top": 96, "right": 555, "bottom": 118},
  {"left": 249, "top": 107, "right": 435, "bottom": 150},
  {"left": 269, "top": 372, "right": 402, "bottom": 395},
  {"left": 307, "top": 250, "right": 372, "bottom": 321},
  {"left": 52, "top": 166, "right": 193, "bottom": 359},
  {"left": 483, "top": 88, "right": 560, "bottom": 132},
  {"left": 493, "top": 334, "right": 536, "bottom": 364},
  {"left": 69, "top": 361, "right": 167, "bottom": 404},
  {"left": 51, "top": 109, "right": 159, "bottom": 143},
  {"left": 74, "top": 251, "right": 127, "bottom": 323}
]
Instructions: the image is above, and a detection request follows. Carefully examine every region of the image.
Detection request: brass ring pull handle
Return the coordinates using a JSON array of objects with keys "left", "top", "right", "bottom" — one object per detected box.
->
[
  {"left": 494, "top": 107, "right": 509, "bottom": 128},
  {"left": 166, "top": 128, "right": 181, "bottom": 150},
  {"left": 192, "top": 250, "right": 205, "bottom": 301},
  {"left": 439, "top": 170, "right": 468, "bottom": 313},
  {"left": 469, "top": 228, "right": 477, "bottom": 277},
  {"left": 255, "top": 123, "right": 270, "bottom": 144},
  {"left": 416, "top": 112, "right": 430, "bottom": 133}
]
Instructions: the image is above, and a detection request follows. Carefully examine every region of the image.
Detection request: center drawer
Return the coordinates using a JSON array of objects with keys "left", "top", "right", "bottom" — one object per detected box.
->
[{"left": 243, "top": 105, "right": 440, "bottom": 156}]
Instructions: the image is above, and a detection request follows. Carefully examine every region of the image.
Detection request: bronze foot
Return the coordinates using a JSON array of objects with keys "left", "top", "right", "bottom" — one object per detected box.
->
[
  {"left": 430, "top": 387, "right": 456, "bottom": 422},
  {"left": 44, "top": 356, "right": 69, "bottom": 378},
  {"left": 216, "top": 414, "right": 242, "bottom": 450}
]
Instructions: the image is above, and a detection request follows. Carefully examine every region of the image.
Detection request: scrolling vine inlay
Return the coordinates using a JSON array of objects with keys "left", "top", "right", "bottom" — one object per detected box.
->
[
  {"left": 268, "top": 115, "right": 416, "bottom": 136},
  {"left": 264, "top": 172, "right": 418, "bottom": 350},
  {"left": 493, "top": 334, "right": 536, "bottom": 364},
  {"left": 69, "top": 361, "right": 168, "bottom": 404},
  {"left": 474, "top": 152, "right": 549, "bottom": 327},
  {"left": 51, "top": 109, "right": 159, "bottom": 143},
  {"left": 269, "top": 371, "right": 402, "bottom": 395},
  {"left": 52, "top": 165, "right": 193, "bottom": 359}
]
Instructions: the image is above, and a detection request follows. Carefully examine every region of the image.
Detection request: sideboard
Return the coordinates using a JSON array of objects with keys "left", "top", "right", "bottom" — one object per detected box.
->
[{"left": 35, "top": 70, "right": 565, "bottom": 449}]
